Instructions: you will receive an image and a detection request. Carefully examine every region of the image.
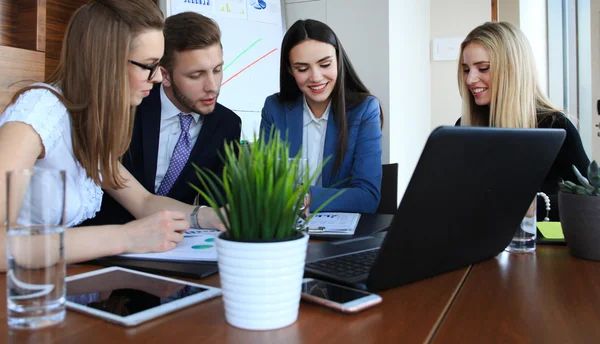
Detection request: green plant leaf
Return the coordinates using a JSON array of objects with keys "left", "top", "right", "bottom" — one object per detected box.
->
[
  {"left": 558, "top": 182, "right": 574, "bottom": 194},
  {"left": 566, "top": 182, "right": 591, "bottom": 195},
  {"left": 587, "top": 160, "right": 600, "bottom": 189},
  {"left": 191, "top": 126, "right": 345, "bottom": 241},
  {"left": 573, "top": 164, "right": 593, "bottom": 190}
]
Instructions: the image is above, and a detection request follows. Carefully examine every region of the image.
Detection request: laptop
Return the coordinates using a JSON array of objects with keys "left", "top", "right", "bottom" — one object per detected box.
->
[{"left": 305, "top": 126, "right": 566, "bottom": 291}]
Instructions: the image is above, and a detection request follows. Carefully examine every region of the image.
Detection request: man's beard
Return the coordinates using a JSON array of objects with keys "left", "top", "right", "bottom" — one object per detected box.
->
[{"left": 170, "top": 76, "right": 217, "bottom": 115}]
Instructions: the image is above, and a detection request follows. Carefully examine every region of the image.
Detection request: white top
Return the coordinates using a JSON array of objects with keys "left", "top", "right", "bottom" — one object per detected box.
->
[
  {"left": 155, "top": 84, "right": 203, "bottom": 192},
  {"left": 302, "top": 96, "right": 330, "bottom": 187},
  {"left": 0, "top": 84, "right": 103, "bottom": 227}
]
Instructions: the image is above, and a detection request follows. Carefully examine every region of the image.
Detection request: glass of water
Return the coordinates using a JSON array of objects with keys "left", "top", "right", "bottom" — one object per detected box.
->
[
  {"left": 6, "top": 168, "right": 66, "bottom": 329},
  {"left": 506, "top": 197, "right": 536, "bottom": 253},
  {"left": 291, "top": 158, "right": 310, "bottom": 218}
]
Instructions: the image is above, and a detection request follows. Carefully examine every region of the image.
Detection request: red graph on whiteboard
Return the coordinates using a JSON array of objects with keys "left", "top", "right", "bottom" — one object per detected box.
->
[{"left": 221, "top": 48, "right": 278, "bottom": 86}]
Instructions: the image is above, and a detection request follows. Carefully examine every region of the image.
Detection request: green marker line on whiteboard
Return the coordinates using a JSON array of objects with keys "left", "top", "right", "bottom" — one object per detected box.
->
[{"left": 223, "top": 38, "right": 263, "bottom": 72}]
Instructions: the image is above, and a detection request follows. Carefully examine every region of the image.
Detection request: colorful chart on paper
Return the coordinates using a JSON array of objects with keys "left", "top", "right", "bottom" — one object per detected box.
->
[{"left": 122, "top": 229, "right": 220, "bottom": 261}]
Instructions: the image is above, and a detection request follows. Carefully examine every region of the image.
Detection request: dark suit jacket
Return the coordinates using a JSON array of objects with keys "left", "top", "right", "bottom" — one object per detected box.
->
[{"left": 81, "top": 84, "right": 241, "bottom": 226}]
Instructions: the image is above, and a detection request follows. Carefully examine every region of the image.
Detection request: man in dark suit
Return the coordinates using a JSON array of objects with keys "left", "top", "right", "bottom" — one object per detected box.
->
[{"left": 83, "top": 12, "right": 241, "bottom": 226}]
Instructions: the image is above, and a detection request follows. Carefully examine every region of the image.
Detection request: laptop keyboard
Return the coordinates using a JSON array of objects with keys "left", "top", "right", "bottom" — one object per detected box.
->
[{"left": 306, "top": 249, "right": 379, "bottom": 278}]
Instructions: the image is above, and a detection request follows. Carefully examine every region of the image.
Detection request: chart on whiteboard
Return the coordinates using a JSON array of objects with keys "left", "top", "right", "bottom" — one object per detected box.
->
[{"left": 169, "top": 0, "right": 283, "bottom": 114}]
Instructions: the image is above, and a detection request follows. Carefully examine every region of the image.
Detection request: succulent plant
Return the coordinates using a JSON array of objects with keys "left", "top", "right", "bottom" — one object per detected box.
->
[{"left": 559, "top": 160, "right": 600, "bottom": 196}]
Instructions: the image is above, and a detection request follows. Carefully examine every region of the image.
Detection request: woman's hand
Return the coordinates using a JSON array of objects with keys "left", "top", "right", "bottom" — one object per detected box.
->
[
  {"left": 303, "top": 190, "right": 311, "bottom": 219},
  {"left": 197, "top": 207, "right": 228, "bottom": 232},
  {"left": 122, "top": 210, "right": 188, "bottom": 253},
  {"left": 525, "top": 200, "right": 536, "bottom": 218}
]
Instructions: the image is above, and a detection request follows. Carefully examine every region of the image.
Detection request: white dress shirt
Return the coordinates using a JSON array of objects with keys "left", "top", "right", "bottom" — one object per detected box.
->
[
  {"left": 0, "top": 83, "right": 103, "bottom": 227},
  {"left": 155, "top": 84, "right": 203, "bottom": 192},
  {"left": 302, "top": 96, "right": 331, "bottom": 187}
]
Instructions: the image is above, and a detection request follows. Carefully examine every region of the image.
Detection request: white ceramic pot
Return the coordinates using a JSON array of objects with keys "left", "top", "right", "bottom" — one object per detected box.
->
[{"left": 216, "top": 232, "right": 309, "bottom": 331}]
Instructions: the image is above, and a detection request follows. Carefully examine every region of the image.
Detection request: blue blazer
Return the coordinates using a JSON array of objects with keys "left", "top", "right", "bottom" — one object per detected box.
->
[{"left": 260, "top": 94, "right": 382, "bottom": 213}]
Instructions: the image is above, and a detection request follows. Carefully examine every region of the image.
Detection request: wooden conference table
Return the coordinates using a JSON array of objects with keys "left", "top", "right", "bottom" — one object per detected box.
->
[{"left": 1, "top": 218, "right": 600, "bottom": 343}]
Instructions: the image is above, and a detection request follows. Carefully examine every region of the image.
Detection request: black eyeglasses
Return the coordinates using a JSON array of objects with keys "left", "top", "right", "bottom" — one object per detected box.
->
[{"left": 128, "top": 60, "right": 160, "bottom": 81}]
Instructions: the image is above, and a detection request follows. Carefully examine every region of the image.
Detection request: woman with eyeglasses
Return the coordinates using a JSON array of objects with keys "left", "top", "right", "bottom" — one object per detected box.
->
[{"left": 0, "top": 0, "right": 224, "bottom": 271}]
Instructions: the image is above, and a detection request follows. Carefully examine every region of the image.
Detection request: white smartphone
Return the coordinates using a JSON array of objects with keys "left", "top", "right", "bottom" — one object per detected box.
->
[
  {"left": 301, "top": 278, "right": 382, "bottom": 313},
  {"left": 65, "top": 266, "right": 221, "bottom": 327}
]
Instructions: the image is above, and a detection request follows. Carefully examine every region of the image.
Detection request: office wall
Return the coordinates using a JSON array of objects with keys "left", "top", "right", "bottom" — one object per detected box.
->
[
  {"left": 498, "top": 0, "right": 520, "bottom": 26},
  {"left": 0, "top": 0, "right": 88, "bottom": 109},
  {"left": 389, "top": 0, "right": 430, "bottom": 196},
  {"left": 285, "top": 0, "right": 326, "bottom": 25},
  {"left": 498, "top": 0, "right": 548, "bottom": 95},
  {"left": 46, "top": 0, "right": 88, "bottom": 79},
  {"left": 519, "top": 0, "right": 548, "bottom": 95},
  {"left": 583, "top": 0, "right": 599, "bottom": 161},
  {"left": 0, "top": 1, "right": 45, "bottom": 110},
  {"left": 326, "top": 0, "right": 390, "bottom": 165},
  {"left": 430, "top": 0, "right": 491, "bottom": 129}
]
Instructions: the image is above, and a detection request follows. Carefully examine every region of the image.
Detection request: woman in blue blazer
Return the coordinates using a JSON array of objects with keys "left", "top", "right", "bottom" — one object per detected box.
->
[{"left": 260, "top": 19, "right": 383, "bottom": 213}]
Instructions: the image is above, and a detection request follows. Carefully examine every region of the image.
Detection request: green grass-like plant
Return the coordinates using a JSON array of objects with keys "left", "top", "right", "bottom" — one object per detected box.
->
[
  {"left": 559, "top": 160, "right": 600, "bottom": 196},
  {"left": 190, "top": 129, "right": 344, "bottom": 241}
]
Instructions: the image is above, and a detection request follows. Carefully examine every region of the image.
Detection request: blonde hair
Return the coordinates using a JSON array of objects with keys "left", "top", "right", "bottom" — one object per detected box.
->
[
  {"left": 457, "top": 22, "right": 560, "bottom": 128},
  {"left": 9, "top": 0, "right": 164, "bottom": 189}
]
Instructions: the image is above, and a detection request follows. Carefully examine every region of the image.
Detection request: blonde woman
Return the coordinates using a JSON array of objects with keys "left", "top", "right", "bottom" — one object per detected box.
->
[
  {"left": 456, "top": 21, "right": 589, "bottom": 220},
  {"left": 0, "top": 0, "right": 224, "bottom": 272}
]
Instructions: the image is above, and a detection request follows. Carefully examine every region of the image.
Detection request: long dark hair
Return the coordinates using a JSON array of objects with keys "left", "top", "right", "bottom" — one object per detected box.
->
[{"left": 278, "top": 19, "right": 382, "bottom": 174}]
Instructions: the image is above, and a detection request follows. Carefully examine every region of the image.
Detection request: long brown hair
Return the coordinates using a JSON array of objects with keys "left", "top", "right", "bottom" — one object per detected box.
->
[{"left": 9, "top": 0, "right": 164, "bottom": 189}]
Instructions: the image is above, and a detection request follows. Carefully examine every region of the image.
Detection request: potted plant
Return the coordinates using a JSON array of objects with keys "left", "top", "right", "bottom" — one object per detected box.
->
[
  {"left": 558, "top": 160, "right": 600, "bottom": 261},
  {"left": 191, "top": 130, "right": 343, "bottom": 331}
]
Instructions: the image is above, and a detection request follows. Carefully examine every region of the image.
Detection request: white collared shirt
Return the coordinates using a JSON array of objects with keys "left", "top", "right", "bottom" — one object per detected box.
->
[
  {"left": 155, "top": 84, "right": 203, "bottom": 192},
  {"left": 302, "top": 96, "right": 331, "bottom": 187}
]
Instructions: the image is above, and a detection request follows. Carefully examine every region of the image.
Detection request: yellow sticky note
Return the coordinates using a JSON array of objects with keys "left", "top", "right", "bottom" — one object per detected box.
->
[{"left": 537, "top": 222, "right": 564, "bottom": 239}]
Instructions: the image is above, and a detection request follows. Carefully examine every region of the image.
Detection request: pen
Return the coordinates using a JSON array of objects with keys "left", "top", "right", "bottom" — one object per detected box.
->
[{"left": 305, "top": 226, "right": 326, "bottom": 233}]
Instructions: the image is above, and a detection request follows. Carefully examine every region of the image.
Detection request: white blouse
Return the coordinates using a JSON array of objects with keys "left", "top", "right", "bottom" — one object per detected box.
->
[
  {"left": 302, "top": 96, "right": 330, "bottom": 187},
  {"left": 0, "top": 84, "right": 103, "bottom": 227}
]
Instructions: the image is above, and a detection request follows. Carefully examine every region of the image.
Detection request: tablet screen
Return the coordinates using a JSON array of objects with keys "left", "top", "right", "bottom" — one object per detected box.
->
[{"left": 66, "top": 269, "right": 208, "bottom": 317}]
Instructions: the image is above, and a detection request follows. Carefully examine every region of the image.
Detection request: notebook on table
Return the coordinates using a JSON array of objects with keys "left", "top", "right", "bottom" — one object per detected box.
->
[{"left": 299, "top": 213, "right": 361, "bottom": 237}]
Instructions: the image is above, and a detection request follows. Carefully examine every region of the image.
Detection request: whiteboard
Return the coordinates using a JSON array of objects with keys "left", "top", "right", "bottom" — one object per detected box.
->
[{"left": 163, "top": 0, "right": 286, "bottom": 140}]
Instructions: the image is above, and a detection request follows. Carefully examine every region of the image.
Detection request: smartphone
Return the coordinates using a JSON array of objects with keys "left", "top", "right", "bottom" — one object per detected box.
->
[{"left": 301, "top": 278, "right": 382, "bottom": 313}]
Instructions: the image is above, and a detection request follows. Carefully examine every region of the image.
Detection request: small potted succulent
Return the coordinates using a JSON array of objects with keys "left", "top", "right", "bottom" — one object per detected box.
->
[
  {"left": 558, "top": 160, "right": 600, "bottom": 261},
  {"left": 191, "top": 130, "right": 342, "bottom": 331}
]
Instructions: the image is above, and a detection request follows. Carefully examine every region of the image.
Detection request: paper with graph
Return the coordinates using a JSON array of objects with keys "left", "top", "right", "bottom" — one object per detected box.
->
[
  {"left": 298, "top": 213, "right": 362, "bottom": 235},
  {"left": 121, "top": 229, "right": 219, "bottom": 262}
]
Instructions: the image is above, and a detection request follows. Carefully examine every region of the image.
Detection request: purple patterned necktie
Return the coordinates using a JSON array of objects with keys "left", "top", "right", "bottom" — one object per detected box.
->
[{"left": 157, "top": 113, "right": 193, "bottom": 196}]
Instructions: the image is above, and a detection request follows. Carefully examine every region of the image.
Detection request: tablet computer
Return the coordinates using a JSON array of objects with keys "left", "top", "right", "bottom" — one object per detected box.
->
[{"left": 65, "top": 267, "right": 221, "bottom": 327}]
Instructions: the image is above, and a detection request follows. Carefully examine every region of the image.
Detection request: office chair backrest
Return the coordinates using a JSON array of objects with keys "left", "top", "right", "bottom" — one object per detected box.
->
[{"left": 376, "top": 163, "right": 399, "bottom": 214}]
